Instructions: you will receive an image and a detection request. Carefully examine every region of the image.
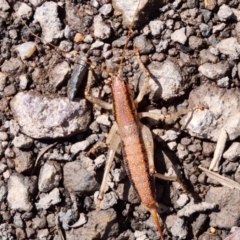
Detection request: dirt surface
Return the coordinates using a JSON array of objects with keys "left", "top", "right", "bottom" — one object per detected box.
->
[{"left": 1, "top": 0, "right": 240, "bottom": 239}]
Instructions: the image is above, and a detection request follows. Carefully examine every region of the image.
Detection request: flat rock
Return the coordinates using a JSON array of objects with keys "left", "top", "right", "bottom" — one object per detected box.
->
[
  {"left": 7, "top": 173, "right": 37, "bottom": 212},
  {"left": 205, "top": 187, "right": 240, "bottom": 229},
  {"left": 223, "top": 142, "right": 240, "bottom": 161},
  {"left": 13, "top": 147, "right": 34, "bottom": 173},
  {"left": 181, "top": 82, "right": 240, "bottom": 142},
  {"left": 216, "top": 37, "right": 240, "bottom": 60},
  {"left": 10, "top": 91, "right": 91, "bottom": 139},
  {"left": 198, "top": 62, "right": 229, "bottom": 79},
  {"left": 34, "top": 1, "right": 63, "bottom": 43},
  {"left": 171, "top": 27, "right": 187, "bottom": 45},
  {"left": 35, "top": 188, "right": 61, "bottom": 210},
  {"left": 170, "top": 217, "right": 188, "bottom": 239},
  {"left": 50, "top": 61, "right": 70, "bottom": 88},
  {"left": 93, "top": 15, "right": 111, "bottom": 40},
  {"left": 63, "top": 161, "right": 98, "bottom": 194},
  {"left": 66, "top": 208, "right": 119, "bottom": 239},
  {"left": 177, "top": 199, "right": 216, "bottom": 217},
  {"left": 1, "top": 58, "right": 24, "bottom": 75},
  {"left": 38, "top": 160, "right": 62, "bottom": 192},
  {"left": 112, "top": 0, "right": 147, "bottom": 27},
  {"left": 15, "top": 2, "right": 32, "bottom": 19},
  {"left": 148, "top": 60, "right": 185, "bottom": 101},
  {"left": 12, "top": 134, "right": 33, "bottom": 149},
  {"left": 217, "top": 4, "right": 233, "bottom": 21},
  {"left": 0, "top": 0, "right": 10, "bottom": 11}
]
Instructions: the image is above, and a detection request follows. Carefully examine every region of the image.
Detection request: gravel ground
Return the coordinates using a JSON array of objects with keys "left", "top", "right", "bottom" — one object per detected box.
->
[{"left": 1, "top": 0, "right": 240, "bottom": 239}]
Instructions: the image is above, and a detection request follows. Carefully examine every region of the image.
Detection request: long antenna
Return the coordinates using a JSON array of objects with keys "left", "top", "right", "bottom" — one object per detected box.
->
[
  {"left": 118, "top": 0, "right": 141, "bottom": 77},
  {"left": 21, "top": 18, "right": 113, "bottom": 77}
]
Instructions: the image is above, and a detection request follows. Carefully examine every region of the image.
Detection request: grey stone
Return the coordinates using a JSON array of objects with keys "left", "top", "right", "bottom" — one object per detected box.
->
[
  {"left": 180, "top": 9, "right": 202, "bottom": 26},
  {"left": 1, "top": 58, "right": 24, "bottom": 75},
  {"left": 134, "top": 35, "right": 154, "bottom": 54},
  {"left": 171, "top": 27, "right": 187, "bottom": 45},
  {"left": 50, "top": 61, "right": 70, "bottom": 88},
  {"left": 161, "top": 129, "right": 181, "bottom": 142},
  {"left": 12, "top": 134, "right": 33, "bottom": 149},
  {"left": 177, "top": 144, "right": 188, "bottom": 159},
  {"left": 58, "top": 208, "right": 79, "bottom": 231},
  {"left": 29, "top": 0, "right": 45, "bottom": 7},
  {"left": 181, "top": 83, "right": 240, "bottom": 141},
  {"left": 176, "top": 194, "right": 189, "bottom": 209},
  {"left": 189, "top": 36, "right": 204, "bottom": 50},
  {"left": 37, "top": 229, "right": 49, "bottom": 240},
  {"left": 149, "top": 20, "right": 164, "bottom": 37},
  {"left": 93, "top": 15, "right": 111, "bottom": 40},
  {"left": 170, "top": 217, "right": 188, "bottom": 239},
  {"left": 65, "top": 208, "right": 118, "bottom": 239},
  {"left": 226, "top": 142, "right": 239, "bottom": 162},
  {"left": 38, "top": 160, "right": 62, "bottom": 192},
  {"left": 70, "top": 140, "right": 90, "bottom": 155},
  {"left": 63, "top": 161, "right": 98, "bottom": 194},
  {"left": 14, "top": 148, "right": 34, "bottom": 173},
  {"left": 177, "top": 199, "right": 217, "bottom": 217},
  {"left": 34, "top": 1, "right": 63, "bottom": 43},
  {"left": 200, "top": 9, "right": 212, "bottom": 23},
  {"left": 35, "top": 188, "right": 61, "bottom": 210},
  {"left": 59, "top": 40, "right": 72, "bottom": 52},
  {"left": 10, "top": 91, "right": 91, "bottom": 139},
  {"left": 0, "top": 132, "right": 8, "bottom": 141},
  {"left": 216, "top": 37, "right": 240, "bottom": 60},
  {"left": 13, "top": 212, "right": 24, "bottom": 228},
  {"left": 148, "top": 60, "right": 184, "bottom": 101},
  {"left": 198, "top": 62, "right": 229, "bottom": 79},
  {"left": 199, "top": 23, "right": 211, "bottom": 37},
  {"left": 217, "top": 4, "right": 233, "bottom": 21},
  {"left": 232, "top": 8, "right": 240, "bottom": 21},
  {"left": 32, "top": 215, "right": 47, "bottom": 228},
  {"left": 205, "top": 186, "right": 240, "bottom": 229},
  {"left": 112, "top": 0, "right": 148, "bottom": 27},
  {"left": 0, "top": 182, "right": 7, "bottom": 201},
  {"left": 156, "top": 39, "right": 169, "bottom": 53},
  {"left": 15, "top": 2, "right": 32, "bottom": 19},
  {"left": 96, "top": 114, "right": 111, "bottom": 126},
  {"left": 4, "top": 84, "right": 17, "bottom": 96},
  {"left": 217, "top": 77, "right": 229, "bottom": 88},
  {"left": 192, "top": 214, "right": 208, "bottom": 236},
  {"left": 99, "top": 4, "right": 112, "bottom": 16},
  {"left": 0, "top": 163, "right": 7, "bottom": 174},
  {"left": 90, "top": 40, "right": 104, "bottom": 49},
  {"left": 7, "top": 173, "right": 37, "bottom": 211},
  {"left": 0, "top": 0, "right": 10, "bottom": 11},
  {"left": 212, "top": 23, "right": 226, "bottom": 33},
  {"left": 95, "top": 191, "right": 118, "bottom": 210},
  {"left": 19, "top": 74, "right": 29, "bottom": 90}
]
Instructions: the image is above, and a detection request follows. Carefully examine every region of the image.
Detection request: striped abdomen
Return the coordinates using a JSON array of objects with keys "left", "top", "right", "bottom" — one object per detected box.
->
[{"left": 111, "top": 77, "right": 156, "bottom": 209}]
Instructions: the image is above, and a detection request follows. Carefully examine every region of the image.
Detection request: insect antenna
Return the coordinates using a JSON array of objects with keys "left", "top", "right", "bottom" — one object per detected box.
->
[
  {"left": 117, "top": 0, "right": 141, "bottom": 77},
  {"left": 20, "top": 18, "right": 114, "bottom": 77}
]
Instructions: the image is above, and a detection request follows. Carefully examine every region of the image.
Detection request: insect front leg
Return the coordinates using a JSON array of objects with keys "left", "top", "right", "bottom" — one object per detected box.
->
[
  {"left": 96, "top": 122, "right": 121, "bottom": 209},
  {"left": 134, "top": 48, "right": 150, "bottom": 105},
  {"left": 85, "top": 69, "right": 113, "bottom": 110}
]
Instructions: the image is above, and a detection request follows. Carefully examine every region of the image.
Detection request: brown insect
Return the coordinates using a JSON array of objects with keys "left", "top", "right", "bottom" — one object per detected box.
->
[
  {"left": 84, "top": 6, "right": 204, "bottom": 240},
  {"left": 23, "top": 1, "right": 204, "bottom": 239}
]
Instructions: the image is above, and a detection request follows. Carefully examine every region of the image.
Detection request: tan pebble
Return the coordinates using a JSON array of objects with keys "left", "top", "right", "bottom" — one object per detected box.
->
[
  {"left": 74, "top": 33, "right": 84, "bottom": 43},
  {"left": 210, "top": 226, "right": 216, "bottom": 234}
]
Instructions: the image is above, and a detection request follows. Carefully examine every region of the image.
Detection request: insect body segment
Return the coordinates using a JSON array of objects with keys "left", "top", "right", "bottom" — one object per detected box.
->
[{"left": 111, "top": 76, "right": 164, "bottom": 238}]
